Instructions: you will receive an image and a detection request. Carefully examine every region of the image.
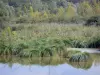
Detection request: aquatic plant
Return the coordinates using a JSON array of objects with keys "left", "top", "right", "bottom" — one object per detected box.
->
[
  {"left": 67, "top": 50, "right": 81, "bottom": 58},
  {"left": 71, "top": 40, "right": 87, "bottom": 48},
  {"left": 13, "top": 42, "right": 29, "bottom": 55},
  {"left": 69, "top": 52, "right": 90, "bottom": 62},
  {"left": 0, "top": 27, "right": 17, "bottom": 55},
  {"left": 31, "top": 38, "right": 66, "bottom": 57}
]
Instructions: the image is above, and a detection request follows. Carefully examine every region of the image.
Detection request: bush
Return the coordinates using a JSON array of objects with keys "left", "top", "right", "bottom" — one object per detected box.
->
[
  {"left": 87, "top": 36, "right": 100, "bottom": 48},
  {"left": 69, "top": 52, "right": 90, "bottom": 62},
  {"left": 85, "top": 16, "right": 100, "bottom": 26},
  {"left": 0, "top": 27, "right": 17, "bottom": 55},
  {"left": 16, "top": 16, "right": 30, "bottom": 23}
]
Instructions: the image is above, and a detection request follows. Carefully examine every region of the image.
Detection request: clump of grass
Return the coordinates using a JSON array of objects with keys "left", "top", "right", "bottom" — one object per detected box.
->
[
  {"left": 28, "top": 38, "right": 66, "bottom": 57},
  {"left": 63, "top": 39, "right": 87, "bottom": 48},
  {"left": 87, "top": 36, "right": 100, "bottom": 48},
  {"left": 13, "top": 42, "right": 29, "bottom": 55},
  {"left": 69, "top": 52, "right": 90, "bottom": 62},
  {"left": 10, "top": 38, "right": 67, "bottom": 57},
  {"left": 0, "top": 27, "right": 17, "bottom": 55},
  {"left": 67, "top": 50, "right": 81, "bottom": 58}
]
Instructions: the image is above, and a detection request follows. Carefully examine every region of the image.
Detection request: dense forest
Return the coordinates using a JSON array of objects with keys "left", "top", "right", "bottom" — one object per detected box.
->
[{"left": 0, "top": 0, "right": 100, "bottom": 26}]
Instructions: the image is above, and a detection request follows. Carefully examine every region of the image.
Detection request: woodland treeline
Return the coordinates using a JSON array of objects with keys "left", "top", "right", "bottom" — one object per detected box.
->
[{"left": 0, "top": 0, "right": 100, "bottom": 25}]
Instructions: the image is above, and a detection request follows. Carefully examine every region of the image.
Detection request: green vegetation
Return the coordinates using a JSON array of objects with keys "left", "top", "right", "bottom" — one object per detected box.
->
[
  {"left": 0, "top": 0, "right": 100, "bottom": 25},
  {"left": 69, "top": 52, "right": 90, "bottom": 62},
  {"left": 1, "top": 53, "right": 99, "bottom": 70},
  {"left": 0, "top": 23, "right": 100, "bottom": 57},
  {"left": 0, "top": 0, "right": 100, "bottom": 59},
  {"left": 85, "top": 16, "right": 100, "bottom": 26}
]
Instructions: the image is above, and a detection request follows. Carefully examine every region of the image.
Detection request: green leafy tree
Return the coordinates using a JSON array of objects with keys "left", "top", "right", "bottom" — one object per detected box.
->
[
  {"left": 93, "top": 1, "right": 100, "bottom": 15},
  {"left": 48, "top": 1, "right": 57, "bottom": 11},
  {"left": 31, "top": 0, "right": 43, "bottom": 11},
  {"left": 57, "top": 7, "right": 65, "bottom": 21},
  {"left": 77, "top": 1, "right": 94, "bottom": 17},
  {"left": 0, "top": 1, "right": 10, "bottom": 29},
  {"left": 65, "top": 3, "right": 77, "bottom": 19},
  {"left": 29, "top": 6, "right": 34, "bottom": 16}
]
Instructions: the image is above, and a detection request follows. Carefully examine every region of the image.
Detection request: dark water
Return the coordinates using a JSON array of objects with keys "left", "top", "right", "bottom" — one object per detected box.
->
[{"left": 0, "top": 53, "right": 100, "bottom": 75}]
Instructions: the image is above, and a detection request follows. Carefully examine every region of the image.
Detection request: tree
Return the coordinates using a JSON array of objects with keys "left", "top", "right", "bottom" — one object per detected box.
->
[
  {"left": 0, "top": 1, "right": 10, "bottom": 29},
  {"left": 65, "top": 2, "right": 77, "bottom": 19},
  {"left": 93, "top": 1, "right": 100, "bottom": 15},
  {"left": 43, "top": 11, "right": 48, "bottom": 19},
  {"left": 31, "top": 0, "right": 43, "bottom": 11},
  {"left": 48, "top": 1, "right": 57, "bottom": 11},
  {"left": 6, "top": 5, "right": 15, "bottom": 19},
  {"left": 57, "top": 0, "right": 68, "bottom": 8},
  {"left": 57, "top": 7, "right": 65, "bottom": 21},
  {"left": 32, "top": 11, "right": 41, "bottom": 22},
  {"left": 77, "top": 1, "right": 94, "bottom": 17},
  {"left": 29, "top": 6, "right": 34, "bottom": 16}
]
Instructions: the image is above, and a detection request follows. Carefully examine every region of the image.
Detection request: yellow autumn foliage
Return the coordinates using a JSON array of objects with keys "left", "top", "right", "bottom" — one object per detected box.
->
[
  {"left": 29, "top": 6, "right": 34, "bottom": 17},
  {"left": 65, "top": 3, "right": 77, "bottom": 19},
  {"left": 57, "top": 7, "right": 65, "bottom": 21}
]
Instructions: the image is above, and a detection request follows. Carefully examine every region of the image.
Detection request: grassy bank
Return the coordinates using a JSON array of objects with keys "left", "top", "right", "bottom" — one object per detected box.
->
[{"left": 0, "top": 23, "right": 100, "bottom": 57}]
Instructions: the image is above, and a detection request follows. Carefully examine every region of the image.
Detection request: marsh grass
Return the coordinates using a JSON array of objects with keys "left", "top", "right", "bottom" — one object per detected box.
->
[
  {"left": 0, "top": 23, "right": 100, "bottom": 57},
  {"left": 69, "top": 52, "right": 90, "bottom": 62}
]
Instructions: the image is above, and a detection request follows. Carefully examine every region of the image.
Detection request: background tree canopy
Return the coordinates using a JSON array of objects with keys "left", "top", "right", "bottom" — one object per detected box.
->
[{"left": 0, "top": 0, "right": 100, "bottom": 26}]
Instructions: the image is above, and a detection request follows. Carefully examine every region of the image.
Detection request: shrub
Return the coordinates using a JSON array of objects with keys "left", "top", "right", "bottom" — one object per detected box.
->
[
  {"left": 77, "top": 1, "right": 94, "bottom": 17},
  {"left": 87, "top": 36, "right": 100, "bottom": 48},
  {"left": 64, "top": 3, "right": 77, "bottom": 20},
  {"left": 0, "top": 27, "right": 17, "bottom": 55},
  {"left": 16, "top": 16, "right": 31, "bottom": 23},
  {"left": 69, "top": 52, "right": 90, "bottom": 62},
  {"left": 85, "top": 15, "right": 100, "bottom": 26}
]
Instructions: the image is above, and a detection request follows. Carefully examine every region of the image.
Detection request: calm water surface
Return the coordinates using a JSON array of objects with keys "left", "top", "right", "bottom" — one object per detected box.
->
[{"left": 0, "top": 51, "right": 100, "bottom": 75}]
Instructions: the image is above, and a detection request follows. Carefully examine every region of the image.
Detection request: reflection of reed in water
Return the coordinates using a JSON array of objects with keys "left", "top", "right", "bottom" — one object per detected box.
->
[
  {"left": 93, "top": 57, "right": 100, "bottom": 67},
  {"left": 93, "top": 61, "right": 100, "bottom": 67},
  {"left": 68, "top": 53, "right": 94, "bottom": 70},
  {"left": 68, "top": 60, "right": 93, "bottom": 70},
  {"left": 0, "top": 54, "right": 100, "bottom": 70},
  {"left": 90, "top": 54, "right": 100, "bottom": 67},
  {"left": 0, "top": 56, "right": 68, "bottom": 66}
]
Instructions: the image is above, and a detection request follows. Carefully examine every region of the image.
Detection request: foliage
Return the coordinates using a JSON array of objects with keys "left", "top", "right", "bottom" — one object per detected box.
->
[
  {"left": 69, "top": 52, "right": 90, "bottom": 62},
  {"left": 57, "top": 7, "right": 65, "bottom": 22},
  {"left": 77, "top": 1, "right": 94, "bottom": 18},
  {"left": 0, "top": 27, "right": 17, "bottom": 55},
  {"left": 85, "top": 15, "right": 100, "bottom": 26},
  {"left": 0, "top": 23, "right": 100, "bottom": 57},
  {"left": 93, "top": 1, "right": 100, "bottom": 15},
  {"left": 87, "top": 36, "right": 100, "bottom": 48},
  {"left": 29, "top": 6, "right": 34, "bottom": 17},
  {"left": 64, "top": 3, "right": 77, "bottom": 20},
  {"left": 0, "top": 0, "right": 100, "bottom": 24}
]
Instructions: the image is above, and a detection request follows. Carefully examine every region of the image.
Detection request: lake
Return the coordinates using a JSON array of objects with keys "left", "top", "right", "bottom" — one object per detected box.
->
[{"left": 0, "top": 51, "right": 100, "bottom": 75}]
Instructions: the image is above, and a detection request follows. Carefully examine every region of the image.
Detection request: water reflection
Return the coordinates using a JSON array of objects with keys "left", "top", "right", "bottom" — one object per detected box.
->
[{"left": 0, "top": 53, "right": 100, "bottom": 75}]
